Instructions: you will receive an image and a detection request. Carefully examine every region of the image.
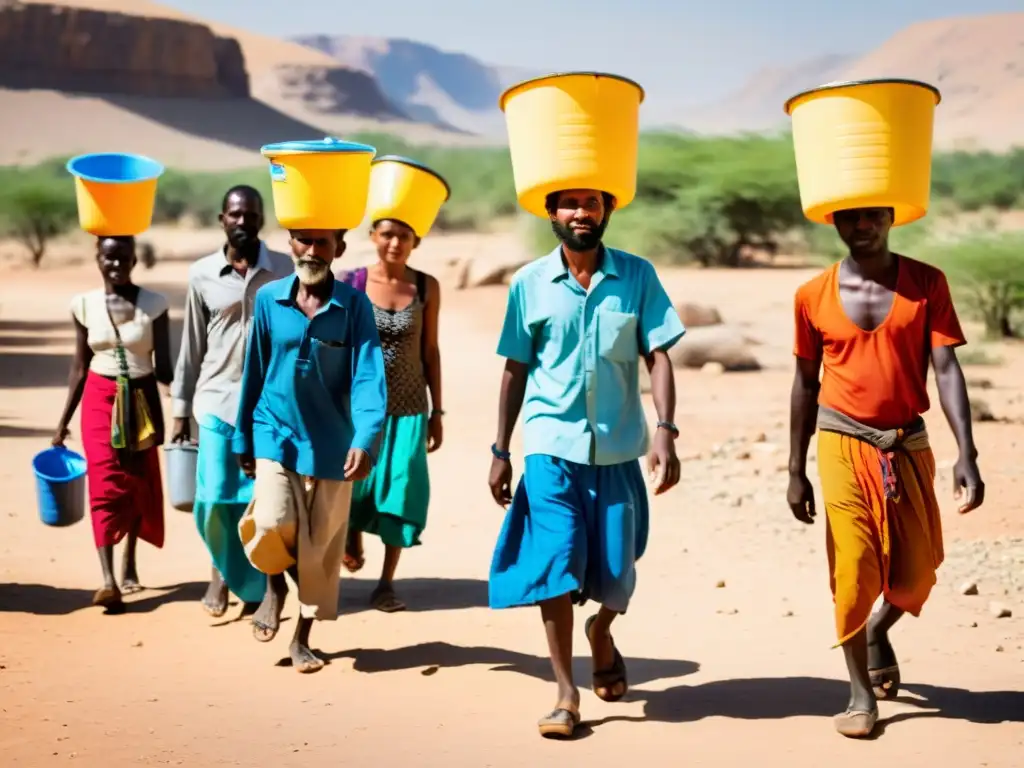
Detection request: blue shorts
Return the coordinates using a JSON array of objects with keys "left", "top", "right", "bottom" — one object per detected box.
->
[{"left": 488, "top": 454, "right": 650, "bottom": 613}]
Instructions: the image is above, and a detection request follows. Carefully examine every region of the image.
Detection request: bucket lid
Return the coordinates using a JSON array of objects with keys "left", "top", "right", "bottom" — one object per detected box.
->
[
  {"left": 372, "top": 155, "right": 451, "bottom": 201},
  {"left": 499, "top": 71, "right": 645, "bottom": 111},
  {"left": 66, "top": 153, "right": 165, "bottom": 183},
  {"left": 260, "top": 136, "right": 377, "bottom": 157},
  {"left": 784, "top": 78, "right": 942, "bottom": 115}
]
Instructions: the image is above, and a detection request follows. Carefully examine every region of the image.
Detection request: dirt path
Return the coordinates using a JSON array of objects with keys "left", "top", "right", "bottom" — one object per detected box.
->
[{"left": 1, "top": 237, "right": 1021, "bottom": 767}]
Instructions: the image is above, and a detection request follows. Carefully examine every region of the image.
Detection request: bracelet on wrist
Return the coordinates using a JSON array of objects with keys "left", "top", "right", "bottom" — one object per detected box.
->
[
  {"left": 656, "top": 420, "right": 680, "bottom": 437},
  {"left": 491, "top": 443, "right": 511, "bottom": 461}
]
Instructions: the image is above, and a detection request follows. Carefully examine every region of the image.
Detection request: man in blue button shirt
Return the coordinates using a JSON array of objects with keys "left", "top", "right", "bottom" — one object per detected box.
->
[
  {"left": 234, "top": 227, "right": 386, "bottom": 673},
  {"left": 488, "top": 188, "right": 685, "bottom": 737}
]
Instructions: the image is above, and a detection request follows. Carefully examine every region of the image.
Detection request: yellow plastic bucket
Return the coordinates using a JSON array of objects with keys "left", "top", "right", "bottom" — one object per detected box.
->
[
  {"left": 260, "top": 137, "right": 377, "bottom": 230},
  {"left": 784, "top": 78, "right": 942, "bottom": 226},
  {"left": 66, "top": 153, "right": 164, "bottom": 236},
  {"left": 499, "top": 72, "right": 645, "bottom": 218},
  {"left": 366, "top": 156, "right": 451, "bottom": 238}
]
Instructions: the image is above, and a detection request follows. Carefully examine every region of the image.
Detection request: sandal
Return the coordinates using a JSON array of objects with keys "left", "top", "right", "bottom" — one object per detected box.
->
[
  {"left": 869, "top": 664, "right": 901, "bottom": 700},
  {"left": 342, "top": 553, "right": 365, "bottom": 574},
  {"left": 537, "top": 708, "right": 580, "bottom": 739},
  {"left": 371, "top": 586, "right": 407, "bottom": 613},
  {"left": 833, "top": 708, "right": 878, "bottom": 738},
  {"left": 585, "top": 615, "right": 628, "bottom": 702},
  {"left": 93, "top": 586, "right": 125, "bottom": 615}
]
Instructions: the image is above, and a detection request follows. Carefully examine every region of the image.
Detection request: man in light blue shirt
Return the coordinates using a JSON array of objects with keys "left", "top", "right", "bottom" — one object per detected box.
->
[
  {"left": 233, "top": 227, "right": 386, "bottom": 674},
  {"left": 487, "top": 188, "right": 685, "bottom": 735}
]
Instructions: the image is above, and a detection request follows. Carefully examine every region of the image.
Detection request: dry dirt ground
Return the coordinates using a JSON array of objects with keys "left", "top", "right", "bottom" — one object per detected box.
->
[{"left": 0, "top": 230, "right": 1021, "bottom": 767}]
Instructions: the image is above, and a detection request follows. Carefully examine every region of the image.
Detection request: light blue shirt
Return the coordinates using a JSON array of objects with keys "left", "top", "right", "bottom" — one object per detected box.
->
[
  {"left": 497, "top": 245, "right": 686, "bottom": 466},
  {"left": 232, "top": 274, "right": 387, "bottom": 481}
]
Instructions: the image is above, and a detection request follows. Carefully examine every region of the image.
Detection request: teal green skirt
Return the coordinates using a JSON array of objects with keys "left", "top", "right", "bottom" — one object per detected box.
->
[{"left": 350, "top": 412, "right": 430, "bottom": 548}]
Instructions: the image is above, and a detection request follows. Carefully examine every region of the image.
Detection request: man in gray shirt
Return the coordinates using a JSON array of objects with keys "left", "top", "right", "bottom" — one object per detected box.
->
[{"left": 170, "top": 185, "right": 292, "bottom": 620}]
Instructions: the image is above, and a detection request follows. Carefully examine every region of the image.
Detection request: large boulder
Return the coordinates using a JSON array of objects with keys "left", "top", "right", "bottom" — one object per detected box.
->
[
  {"left": 675, "top": 302, "right": 722, "bottom": 328},
  {"left": 670, "top": 325, "right": 761, "bottom": 372}
]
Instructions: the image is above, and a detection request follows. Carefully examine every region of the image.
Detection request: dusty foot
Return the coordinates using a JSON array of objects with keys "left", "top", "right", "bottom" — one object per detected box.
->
[
  {"left": 120, "top": 560, "right": 143, "bottom": 595},
  {"left": 833, "top": 708, "right": 878, "bottom": 738},
  {"left": 289, "top": 642, "right": 326, "bottom": 674},
  {"left": 202, "top": 571, "right": 229, "bottom": 618},
  {"left": 342, "top": 530, "right": 365, "bottom": 574},
  {"left": 370, "top": 583, "right": 407, "bottom": 613},
  {"left": 867, "top": 630, "right": 901, "bottom": 700},
  {"left": 93, "top": 584, "right": 125, "bottom": 614},
  {"left": 586, "top": 616, "right": 627, "bottom": 701},
  {"left": 537, "top": 690, "right": 581, "bottom": 739},
  {"left": 252, "top": 578, "right": 287, "bottom": 642}
]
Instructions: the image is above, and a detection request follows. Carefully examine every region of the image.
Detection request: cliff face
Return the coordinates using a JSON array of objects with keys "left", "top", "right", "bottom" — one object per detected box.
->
[{"left": 0, "top": 1, "right": 249, "bottom": 98}]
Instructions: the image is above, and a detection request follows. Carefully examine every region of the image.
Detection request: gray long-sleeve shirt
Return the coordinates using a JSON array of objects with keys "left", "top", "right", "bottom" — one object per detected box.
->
[{"left": 171, "top": 243, "right": 293, "bottom": 427}]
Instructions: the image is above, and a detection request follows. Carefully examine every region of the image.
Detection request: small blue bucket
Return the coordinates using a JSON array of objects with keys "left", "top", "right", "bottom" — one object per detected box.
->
[
  {"left": 164, "top": 442, "right": 199, "bottom": 512},
  {"left": 32, "top": 446, "right": 87, "bottom": 527}
]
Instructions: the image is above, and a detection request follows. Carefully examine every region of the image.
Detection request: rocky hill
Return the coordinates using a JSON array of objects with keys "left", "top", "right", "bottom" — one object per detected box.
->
[
  {"left": 293, "top": 35, "right": 536, "bottom": 136},
  {"left": 0, "top": 0, "right": 476, "bottom": 168},
  {"left": 0, "top": 1, "right": 248, "bottom": 98},
  {"left": 677, "top": 12, "right": 1024, "bottom": 150}
]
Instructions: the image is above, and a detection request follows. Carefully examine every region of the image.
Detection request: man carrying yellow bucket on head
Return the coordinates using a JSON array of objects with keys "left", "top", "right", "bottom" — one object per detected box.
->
[
  {"left": 783, "top": 79, "right": 985, "bottom": 738},
  {"left": 233, "top": 137, "right": 388, "bottom": 674},
  {"left": 338, "top": 155, "right": 449, "bottom": 613},
  {"left": 486, "top": 72, "right": 686, "bottom": 738}
]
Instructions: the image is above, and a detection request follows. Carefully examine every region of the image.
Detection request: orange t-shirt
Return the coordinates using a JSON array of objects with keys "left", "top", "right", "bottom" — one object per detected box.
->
[{"left": 793, "top": 256, "right": 966, "bottom": 430}]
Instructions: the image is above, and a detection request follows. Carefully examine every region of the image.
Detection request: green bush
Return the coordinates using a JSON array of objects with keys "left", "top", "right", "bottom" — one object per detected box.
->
[
  {"left": 920, "top": 232, "right": 1024, "bottom": 338},
  {"left": 0, "top": 134, "right": 1021, "bottom": 266},
  {"left": 0, "top": 179, "right": 78, "bottom": 265}
]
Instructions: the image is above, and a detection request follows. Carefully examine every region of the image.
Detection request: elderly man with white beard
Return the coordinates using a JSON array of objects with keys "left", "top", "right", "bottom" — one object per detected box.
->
[{"left": 233, "top": 227, "right": 387, "bottom": 673}]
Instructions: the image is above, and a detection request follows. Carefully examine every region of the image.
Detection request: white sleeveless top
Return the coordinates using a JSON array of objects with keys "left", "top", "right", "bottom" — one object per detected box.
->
[{"left": 70, "top": 288, "right": 169, "bottom": 379}]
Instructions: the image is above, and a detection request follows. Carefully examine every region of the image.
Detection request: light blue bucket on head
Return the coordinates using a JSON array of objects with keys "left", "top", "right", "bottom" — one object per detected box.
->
[
  {"left": 32, "top": 446, "right": 87, "bottom": 527},
  {"left": 66, "top": 152, "right": 165, "bottom": 237},
  {"left": 164, "top": 442, "right": 199, "bottom": 513}
]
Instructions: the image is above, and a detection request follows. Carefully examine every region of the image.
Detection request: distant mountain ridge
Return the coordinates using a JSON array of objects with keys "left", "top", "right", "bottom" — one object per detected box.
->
[
  {"left": 677, "top": 12, "right": 1024, "bottom": 150},
  {"left": 293, "top": 35, "right": 537, "bottom": 136}
]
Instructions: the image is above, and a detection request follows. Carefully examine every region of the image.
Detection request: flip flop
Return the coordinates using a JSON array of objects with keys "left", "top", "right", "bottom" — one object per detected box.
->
[
  {"left": 537, "top": 708, "right": 580, "bottom": 739},
  {"left": 370, "top": 587, "right": 407, "bottom": 613},
  {"left": 252, "top": 618, "right": 279, "bottom": 642},
  {"left": 585, "top": 615, "right": 628, "bottom": 702},
  {"left": 833, "top": 708, "right": 879, "bottom": 738},
  {"left": 202, "top": 598, "right": 228, "bottom": 619},
  {"left": 869, "top": 664, "right": 901, "bottom": 700}
]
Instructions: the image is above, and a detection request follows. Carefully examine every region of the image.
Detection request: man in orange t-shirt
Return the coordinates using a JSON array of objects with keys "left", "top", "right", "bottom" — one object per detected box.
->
[{"left": 787, "top": 206, "right": 984, "bottom": 739}]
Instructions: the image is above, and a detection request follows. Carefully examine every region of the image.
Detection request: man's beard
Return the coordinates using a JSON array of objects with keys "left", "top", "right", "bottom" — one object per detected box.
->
[
  {"left": 551, "top": 217, "right": 607, "bottom": 250},
  {"left": 293, "top": 257, "right": 331, "bottom": 285}
]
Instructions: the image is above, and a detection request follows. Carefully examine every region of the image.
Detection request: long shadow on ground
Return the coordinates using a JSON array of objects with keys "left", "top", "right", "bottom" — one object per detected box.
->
[{"left": 0, "top": 581, "right": 207, "bottom": 615}]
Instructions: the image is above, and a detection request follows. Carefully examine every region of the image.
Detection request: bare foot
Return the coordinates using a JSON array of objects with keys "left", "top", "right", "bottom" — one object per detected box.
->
[
  {"left": 120, "top": 559, "right": 143, "bottom": 595},
  {"left": 202, "top": 570, "right": 229, "bottom": 618},
  {"left": 289, "top": 642, "right": 326, "bottom": 674},
  {"left": 252, "top": 575, "right": 287, "bottom": 642},
  {"left": 342, "top": 529, "right": 364, "bottom": 573}
]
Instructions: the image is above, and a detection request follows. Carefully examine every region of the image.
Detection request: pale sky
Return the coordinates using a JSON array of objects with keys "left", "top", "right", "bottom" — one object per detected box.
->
[{"left": 165, "top": 0, "right": 1019, "bottom": 109}]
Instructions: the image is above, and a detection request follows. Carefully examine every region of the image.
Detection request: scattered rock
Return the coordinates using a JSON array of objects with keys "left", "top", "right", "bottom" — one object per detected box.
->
[
  {"left": 970, "top": 398, "right": 996, "bottom": 423},
  {"left": 701, "top": 361, "right": 725, "bottom": 375},
  {"left": 733, "top": 450, "right": 752, "bottom": 460},
  {"left": 989, "top": 602, "right": 1012, "bottom": 619},
  {"left": 454, "top": 253, "right": 533, "bottom": 289},
  {"left": 959, "top": 580, "right": 979, "bottom": 596},
  {"left": 996, "top": 645, "right": 1004, "bottom": 653},
  {"left": 669, "top": 325, "right": 761, "bottom": 372},
  {"left": 715, "top": 580, "right": 726, "bottom": 589},
  {"left": 675, "top": 302, "right": 723, "bottom": 328},
  {"left": 782, "top": 610, "right": 794, "bottom": 618}
]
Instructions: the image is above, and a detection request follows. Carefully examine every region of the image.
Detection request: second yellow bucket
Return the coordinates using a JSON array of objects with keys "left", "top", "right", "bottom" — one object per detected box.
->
[
  {"left": 500, "top": 72, "right": 644, "bottom": 218},
  {"left": 366, "top": 156, "right": 451, "bottom": 238},
  {"left": 260, "top": 137, "right": 377, "bottom": 230},
  {"left": 784, "top": 78, "right": 942, "bottom": 226},
  {"left": 66, "top": 153, "right": 164, "bottom": 237}
]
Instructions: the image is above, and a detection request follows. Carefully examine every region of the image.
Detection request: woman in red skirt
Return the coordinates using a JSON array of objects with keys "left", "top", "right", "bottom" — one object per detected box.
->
[{"left": 53, "top": 236, "right": 173, "bottom": 612}]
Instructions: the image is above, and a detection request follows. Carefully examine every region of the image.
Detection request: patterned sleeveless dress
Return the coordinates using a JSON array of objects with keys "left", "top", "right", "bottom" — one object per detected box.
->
[{"left": 346, "top": 268, "right": 432, "bottom": 548}]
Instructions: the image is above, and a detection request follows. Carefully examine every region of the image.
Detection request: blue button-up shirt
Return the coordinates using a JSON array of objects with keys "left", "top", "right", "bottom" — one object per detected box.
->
[
  {"left": 497, "top": 245, "right": 685, "bottom": 466},
  {"left": 232, "top": 274, "right": 387, "bottom": 481}
]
